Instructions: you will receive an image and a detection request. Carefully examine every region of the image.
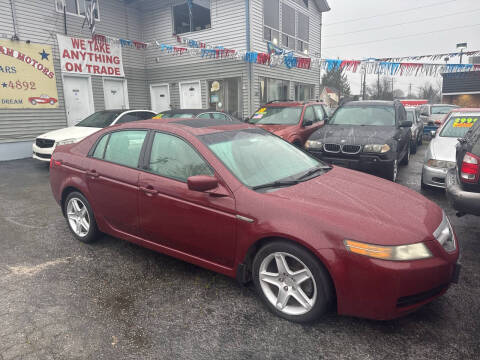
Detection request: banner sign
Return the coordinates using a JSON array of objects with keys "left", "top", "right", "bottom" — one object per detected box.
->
[
  {"left": 0, "top": 39, "right": 58, "bottom": 109},
  {"left": 57, "top": 34, "right": 124, "bottom": 77}
]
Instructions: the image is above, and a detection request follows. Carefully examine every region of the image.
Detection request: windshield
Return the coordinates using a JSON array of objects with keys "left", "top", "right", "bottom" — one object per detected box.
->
[
  {"left": 201, "top": 129, "right": 325, "bottom": 188},
  {"left": 154, "top": 111, "right": 196, "bottom": 119},
  {"left": 432, "top": 105, "right": 457, "bottom": 114},
  {"left": 330, "top": 106, "right": 395, "bottom": 126},
  {"left": 76, "top": 111, "right": 122, "bottom": 128},
  {"left": 248, "top": 107, "right": 302, "bottom": 125},
  {"left": 440, "top": 115, "right": 479, "bottom": 138}
]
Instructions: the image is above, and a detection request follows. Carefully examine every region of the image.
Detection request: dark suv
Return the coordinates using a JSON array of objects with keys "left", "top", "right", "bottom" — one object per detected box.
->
[
  {"left": 446, "top": 112, "right": 480, "bottom": 216},
  {"left": 305, "top": 100, "right": 412, "bottom": 182}
]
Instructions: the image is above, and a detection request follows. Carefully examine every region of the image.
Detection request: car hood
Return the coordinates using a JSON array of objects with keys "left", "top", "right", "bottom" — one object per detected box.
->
[
  {"left": 309, "top": 125, "right": 396, "bottom": 145},
  {"left": 429, "top": 136, "right": 459, "bottom": 162},
  {"left": 37, "top": 126, "right": 101, "bottom": 142},
  {"left": 255, "top": 124, "right": 296, "bottom": 135},
  {"left": 265, "top": 167, "right": 442, "bottom": 246}
]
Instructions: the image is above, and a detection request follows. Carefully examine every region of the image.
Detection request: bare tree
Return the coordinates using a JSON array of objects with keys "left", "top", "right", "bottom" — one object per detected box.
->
[{"left": 418, "top": 81, "right": 441, "bottom": 103}]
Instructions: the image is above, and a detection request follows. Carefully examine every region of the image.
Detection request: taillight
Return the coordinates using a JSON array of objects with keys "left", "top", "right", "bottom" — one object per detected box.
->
[
  {"left": 50, "top": 158, "right": 62, "bottom": 169},
  {"left": 460, "top": 152, "right": 480, "bottom": 183}
]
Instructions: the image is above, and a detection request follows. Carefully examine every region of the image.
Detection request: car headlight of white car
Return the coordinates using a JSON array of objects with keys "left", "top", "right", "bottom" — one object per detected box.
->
[
  {"left": 56, "top": 138, "right": 79, "bottom": 146},
  {"left": 426, "top": 159, "right": 456, "bottom": 169},
  {"left": 305, "top": 140, "right": 323, "bottom": 149},
  {"left": 363, "top": 144, "right": 390, "bottom": 153}
]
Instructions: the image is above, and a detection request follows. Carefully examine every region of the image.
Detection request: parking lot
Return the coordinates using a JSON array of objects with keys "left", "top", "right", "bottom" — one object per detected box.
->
[{"left": 0, "top": 145, "right": 479, "bottom": 360}]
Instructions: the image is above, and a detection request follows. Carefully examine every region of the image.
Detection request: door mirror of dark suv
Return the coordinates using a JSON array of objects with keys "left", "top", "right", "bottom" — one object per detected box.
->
[
  {"left": 400, "top": 120, "right": 412, "bottom": 128},
  {"left": 187, "top": 175, "right": 218, "bottom": 192}
]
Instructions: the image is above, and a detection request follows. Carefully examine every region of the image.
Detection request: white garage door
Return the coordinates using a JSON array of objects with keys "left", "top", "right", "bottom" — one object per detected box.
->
[
  {"left": 150, "top": 84, "right": 170, "bottom": 113},
  {"left": 63, "top": 76, "right": 94, "bottom": 126},
  {"left": 104, "top": 79, "right": 129, "bottom": 110},
  {"left": 180, "top": 81, "right": 202, "bottom": 109}
]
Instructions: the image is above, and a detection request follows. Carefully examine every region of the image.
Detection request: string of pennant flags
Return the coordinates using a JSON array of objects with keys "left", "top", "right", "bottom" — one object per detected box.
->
[{"left": 87, "top": 33, "right": 480, "bottom": 77}]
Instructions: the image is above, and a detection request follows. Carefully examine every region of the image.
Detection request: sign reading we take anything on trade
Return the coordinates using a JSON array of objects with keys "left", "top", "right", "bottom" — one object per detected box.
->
[
  {"left": 0, "top": 39, "right": 59, "bottom": 109},
  {"left": 57, "top": 34, "right": 124, "bottom": 77}
]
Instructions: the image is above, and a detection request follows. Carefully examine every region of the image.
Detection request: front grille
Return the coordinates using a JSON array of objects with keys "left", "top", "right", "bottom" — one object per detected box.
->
[
  {"left": 34, "top": 152, "right": 51, "bottom": 159},
  {"left": 36, "top": 138, "right": 55, "bottom": 148},
  {"left": 342, "top": 144, "right": 361, "bottom": 154},
  {"left": 396, "top": 284, "right": 447, "bottom": 308},
  {"left": 324, "top": 143, "right": 341, "bottom": 153}
]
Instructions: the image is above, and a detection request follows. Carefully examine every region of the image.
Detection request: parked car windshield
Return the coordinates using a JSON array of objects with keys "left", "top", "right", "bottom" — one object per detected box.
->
[
  {"left": 431, "top": 105, "right": 457, "bottom": 114},
  {"left": 154, "top": 111, "right": 196, "bottom": 119},
  {"left": 440, "top": 114, "right": 479, "bottom": 138},
  {"left": 201, "top": 129, "right": 325, "bottom": 188},
  {"left": 329, "top": 106, "right": 395, "bottom": 126},
  {"left": 247, "top": 107, "right": 302, "bottom": 125},
  {"left": 76, "top": 111, "right": 123, "bottom": 128}
]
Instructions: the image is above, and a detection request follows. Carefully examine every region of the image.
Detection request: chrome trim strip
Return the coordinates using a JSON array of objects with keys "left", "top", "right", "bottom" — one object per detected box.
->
[{"left": 236, "top": 215, "right": 254, "bottom": 223}]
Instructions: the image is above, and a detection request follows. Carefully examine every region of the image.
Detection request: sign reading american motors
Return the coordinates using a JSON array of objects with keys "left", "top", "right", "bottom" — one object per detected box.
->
[{"left": 57, "top": 34, "right": 125, "bottom": 77}]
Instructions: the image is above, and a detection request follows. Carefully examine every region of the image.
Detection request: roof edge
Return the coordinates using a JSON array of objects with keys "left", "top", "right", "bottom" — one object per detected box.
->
[{"left": 314, "top": 0, "right": 331, "bottom": 12}]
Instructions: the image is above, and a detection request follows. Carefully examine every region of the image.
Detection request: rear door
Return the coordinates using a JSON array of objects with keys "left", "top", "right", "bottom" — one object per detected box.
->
[
  {"left": 85, "top": 129, "right": 148, "bottom": 235},
  {"left": 138, "top": 132, "right": 237, "bottom": 267},
  {"left": 396, "top": 104, "right": 410, "bottom": 157}
]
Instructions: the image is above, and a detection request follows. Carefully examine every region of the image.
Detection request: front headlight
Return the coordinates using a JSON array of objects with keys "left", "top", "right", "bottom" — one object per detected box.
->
[
  {"left": 363, "top": 144, "right": 390, "bottom": 153},
  {"left": 426, "top": 159, "right": 456, "bottom": 169},
  {"left": 433, "top": 212, "right": 456, "bottom": 252},
  {"left": 344, "top": 239, "right": 432, "bottom": 261},
  {"left": 305, "top": 140, "right": 323, "bottom": 149},
  {"left": 56, "top": 138, "right": 78, "bottom": 146}
]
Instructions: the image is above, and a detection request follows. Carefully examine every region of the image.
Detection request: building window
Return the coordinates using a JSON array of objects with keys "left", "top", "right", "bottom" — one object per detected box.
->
[
  {"left": 260, "top": 77, "right": 289, "bottom": 104},
  {"left": 263, "top": 0, "right": 280, "bottom": 45},
  {"left": 282, "top": 3, "right": 295, "bottom": 36},
  {"left": 56, "top": 0, "right": 100, "bottom": 20},
  {"left": 295, "top": 83, "right": 314, "bottom": 101},
  {"left": 173, "top": 0, "right": 211, "bottom": 35},
  {"left": 297, "top": 12, "right": 309, "bottom": 42}
]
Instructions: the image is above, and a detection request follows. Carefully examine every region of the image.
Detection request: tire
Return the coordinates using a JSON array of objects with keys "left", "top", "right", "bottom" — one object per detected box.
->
[
  {"left": 31, "top": 100, "right": 36, "bottom": 105},
  {"left": 410, "top": 140, "right": 417, "bottom": 155},
  {"left": 400, "top": 143, "right": 410, "bottom": 165},
  {"left": 49, "top": 100, "right": 55, "bottom": 105},
  {"left": 64, "top": 191, "right": 99, "bottom": 243},
  {"left": 252, "top": 240, "right": 333, "bottom": 323},
  {"left": 384, "top": 159, "right": 398, "bottom": 182}
]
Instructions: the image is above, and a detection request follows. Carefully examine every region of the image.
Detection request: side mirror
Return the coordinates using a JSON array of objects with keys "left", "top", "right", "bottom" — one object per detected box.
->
[
  {"left": 187, "top": 175, "right": 218, "bottom": 192},
  {"left": 399, "top": 120, "right": 412, "bottom": 128},
  {"left": 430, "top": 130, "right": 436, "bottom": 138},
  {"left": 420, "top": 112, "right": 429, "bottom": 117},
  {"left": 303, "top": 119, "right": 313, "bottom": 126}
]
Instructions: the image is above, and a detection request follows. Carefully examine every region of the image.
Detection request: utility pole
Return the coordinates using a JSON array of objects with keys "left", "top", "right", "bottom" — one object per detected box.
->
[
  {"left": 408, "top": 83, "right": 412, "bottom": 98},
  {"left": 391, "top": 78, "right": 394, "bottom": 99},
  {"left": 456, "top": 42, "right": 467, "bottom": 64},
  {"left": 362, "top": 71, "right": 366, "bottom": 100}
]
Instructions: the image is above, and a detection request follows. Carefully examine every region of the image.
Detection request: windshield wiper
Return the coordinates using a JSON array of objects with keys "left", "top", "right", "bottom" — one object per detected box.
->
[
  {"left": 252, "top": 180, "right": 300, "bottom": 190},
  {"left": 295, "top": 166, "right": 331, "bottom": 181}
]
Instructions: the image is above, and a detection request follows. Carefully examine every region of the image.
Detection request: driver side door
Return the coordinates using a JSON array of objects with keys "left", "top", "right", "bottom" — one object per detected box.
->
[{"left": 138, "top": 132, "right": 237, "bottom": 267}]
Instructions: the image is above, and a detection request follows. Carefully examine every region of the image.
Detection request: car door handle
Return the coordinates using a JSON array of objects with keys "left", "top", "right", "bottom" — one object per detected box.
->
[
  {"left": 140, "top": 186, "right": 158, "bottom": 196},
  {"left": 86, "top": 170, "right": 99, "bottom": 178}
]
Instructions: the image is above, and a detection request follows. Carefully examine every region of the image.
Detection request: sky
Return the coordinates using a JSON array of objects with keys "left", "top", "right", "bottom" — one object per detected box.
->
[{"left": 321, "top": 0, "right": 480, "bottom": 96}]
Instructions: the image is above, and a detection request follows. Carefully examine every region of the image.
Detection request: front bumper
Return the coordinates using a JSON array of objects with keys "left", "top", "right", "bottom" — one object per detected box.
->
[
  {"left": 422, "top": 164, "right": 448, "bottom": 188},
  {"left": 32, "top": 143, "right": 54, "bottom": 162},
  {"left": 308, "top": 150, "right": 393, "bottom": 173},
  {"left": 446, "top": 169, "right": 480, "bottom": 216},
  {"left": 331, "top": 239, "right": 459, "bottom": 320}
]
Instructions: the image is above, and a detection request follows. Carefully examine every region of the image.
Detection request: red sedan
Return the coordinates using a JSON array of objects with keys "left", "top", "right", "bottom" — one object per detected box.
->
[
  {"left": 247, "top": 101, "right": 327, "bottom": 147},
  {"left": 49, "top": 118, "right": 460, "bottom": 322}
]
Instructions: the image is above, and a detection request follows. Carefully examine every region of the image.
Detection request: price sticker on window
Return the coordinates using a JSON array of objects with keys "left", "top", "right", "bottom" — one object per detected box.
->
[
  {"left": 153, "top": 114, "right": 164, "bottom": 119},
  {"left": 258, "top": 107, "right": 267, "bottom": 113},
  {"left": 453, "top": 117, "right": 478, "bottom": 128}
]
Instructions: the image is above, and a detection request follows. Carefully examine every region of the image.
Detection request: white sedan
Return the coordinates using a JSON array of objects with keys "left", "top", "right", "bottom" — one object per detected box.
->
[{"left": 33, "top": 109, "right": 156, "bottom": 162}]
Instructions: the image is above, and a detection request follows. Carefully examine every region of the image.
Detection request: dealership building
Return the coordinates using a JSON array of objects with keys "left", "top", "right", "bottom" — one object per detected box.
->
[{"left": 0, "top": 0, "right": 330, "bottom": 161}]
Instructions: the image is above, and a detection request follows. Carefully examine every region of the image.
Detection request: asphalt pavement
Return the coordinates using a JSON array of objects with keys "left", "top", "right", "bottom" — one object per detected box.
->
[{"left": 0, "top": 144, "right": 479, "bottom": 360}]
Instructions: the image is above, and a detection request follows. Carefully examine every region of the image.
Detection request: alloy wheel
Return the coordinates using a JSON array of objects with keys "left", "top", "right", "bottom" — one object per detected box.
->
[
  {"left": 66, "top": 198, "right": 90, "bottom": 237},
  {"left": 258, "top": 252, "right": 317, "bottom": 316}
]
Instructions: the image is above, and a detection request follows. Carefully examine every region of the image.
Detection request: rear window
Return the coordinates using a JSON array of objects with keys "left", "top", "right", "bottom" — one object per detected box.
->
[
  {"left": 431, "top": 105, "right": 457, "bottom": 114},
  {"left": 154, "top": 111, "right": 196, "bottom": 119},
  {"left": 440, "top": 115, "right": 479, "bottom": 138}
]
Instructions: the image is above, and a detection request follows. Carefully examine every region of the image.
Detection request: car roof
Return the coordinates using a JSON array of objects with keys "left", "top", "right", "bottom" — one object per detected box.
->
[
  {"left": 159, "top": 109, "right": 226, "bottom": 114},
  {"left": 263, "top": 100, "right": 325, "bottom": 107},
  {"left": 99, "top": 109, "right": 154, "bottom": 113},
  {"left": 343, "top": 100, "right": 395, "bottom": 107},
  {"left": 111, "top": 117, "right": 254, "bottom": 137},
  {"left": 449, "top": 107, "right": 480, "bottom": 113}
]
